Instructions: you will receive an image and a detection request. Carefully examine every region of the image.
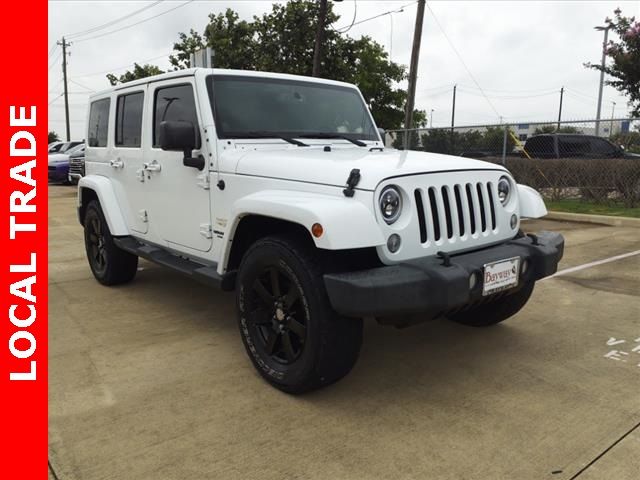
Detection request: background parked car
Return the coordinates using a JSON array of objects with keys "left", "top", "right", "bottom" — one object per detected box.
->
[
  {"left": 523, "top": 134, "right": 640, "bottom": 159},
  {"left": 48, "top": 140, "right": 83, "bottom": 155},
  {"left": 48, "top": 143, "right": 85, "bottom": 183},
  {"left": 67, "top": 145, "right": 86, "bottom": 184}
]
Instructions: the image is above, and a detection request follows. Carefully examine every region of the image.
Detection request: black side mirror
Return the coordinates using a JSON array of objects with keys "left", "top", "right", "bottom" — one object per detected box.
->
[
  {"left": 158, "top": 120, "right": 196, "bottom": 151},
  {"left": 158, "top": 120, "right": 204, "bottom": 170}
]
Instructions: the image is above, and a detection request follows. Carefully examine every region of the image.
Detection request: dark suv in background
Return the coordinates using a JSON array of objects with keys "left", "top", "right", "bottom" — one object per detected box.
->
[{"left": 524, "top": 134, "right": 639, "bottom": 159}]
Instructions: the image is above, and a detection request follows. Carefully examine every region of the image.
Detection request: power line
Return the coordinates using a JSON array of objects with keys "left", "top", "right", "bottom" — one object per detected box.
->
[
  {"left": 65, "top": 0, "right": 164, "bottom": 39},
  {"left": 48, "top": 51, "right": 62, "bottom": 71},
  {"left": 457, "top": 87, "right": 558, "bottom": 100},
  {"left": 425, "top": 2, "right": 501, "bottom": 119},
  {"left": 73, "top": 0, "right": 196, "bottom": 44},
  {"left": 68, "top": 79, "right": 95, "bottom": 92},
  {"left": 48, "top": 94, "right": 63, "bottom": 106},
  {"left": 334, "top": 1, "right": 416, "bottom": 31},
  {"left": 73, "top": 53, "right": 171, "bottom": 78},
  {"left": 48, "top": 44, "right": 58, "bottom": 58},
  {"left": 335, "top": 0, "right": 358, "bottom": 34},
  {"left": 457, "top": 83, "right": 561, "bottom": 95}
]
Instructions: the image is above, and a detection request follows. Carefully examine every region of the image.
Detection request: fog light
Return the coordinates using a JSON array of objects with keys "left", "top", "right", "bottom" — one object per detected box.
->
[
  {"left": 387, "top": 234, "right": 401, "bottom": 253},
  {"left": 469, "top": 272, "right": 478, "bottom": 290},
  {"left": 521, "top": 259, "right": 529, "bottom": 275},
  {"left": 510, "top": 214, "right": 518, "bottom": 229}
]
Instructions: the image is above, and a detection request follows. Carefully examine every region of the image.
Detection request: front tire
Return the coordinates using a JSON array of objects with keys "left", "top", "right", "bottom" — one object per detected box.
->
[
  {"left": 84, "top": 200, "right": 138, "bottom": 286},
  {"left": 236, "top": 235, "right": 363, "bottom": 394},
  {"left": 447, "top": 282, "right": 535, "bottom": 327}
]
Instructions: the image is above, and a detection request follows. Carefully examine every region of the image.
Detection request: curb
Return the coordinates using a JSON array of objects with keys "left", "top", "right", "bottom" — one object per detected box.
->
[{"left": 545, "top": 211, "right": 640, "bottom": 228}]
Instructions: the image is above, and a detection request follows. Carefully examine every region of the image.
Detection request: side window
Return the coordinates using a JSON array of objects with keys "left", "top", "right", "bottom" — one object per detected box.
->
[
  {"left": 153, "top": 84, "right": 200, "bottom": 148},
  {"left": 116, "top": 92, "right": 144, "bottom": 147},
  {"left": 588, "top": 137, "right": 616, "bottom": 156},
  {"left": 88, "top": 98, "right": 110, "bottom": 147},
  {"left": 558, "top": 136, "right": 590, "bottom": 157}
]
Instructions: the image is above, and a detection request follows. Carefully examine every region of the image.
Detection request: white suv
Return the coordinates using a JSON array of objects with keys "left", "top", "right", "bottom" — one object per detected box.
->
[{"left": 78, "top": 69, "right": 564, "bottom": 393}]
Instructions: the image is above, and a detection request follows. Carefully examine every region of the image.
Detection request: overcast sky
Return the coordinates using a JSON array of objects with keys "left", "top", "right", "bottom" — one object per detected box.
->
[{"left": 48, "top": 0, "right": 640, "bottom": 139}]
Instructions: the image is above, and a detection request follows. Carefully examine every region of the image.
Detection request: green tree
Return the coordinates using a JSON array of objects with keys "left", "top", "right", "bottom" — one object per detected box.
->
[
  {"left": 533, "top": 125, "right": 579, "bottom": 134},
  {"left": 48, "top": 131, "right": 60, "bottom": 143},
  {"left": 106, "top": 63, "right": 164, "bottom": 86},
  {"left": 482, "top": 126, "right": 515, "bottom": 154},
  {"left": 585, "top": 9, "right": 640, "bottom": 116},
  {"left": 611, "top": 130, "right": 640, "bottom": 153},
  {"left": 168, "top": 0, "right": 422, "bottom": 129}
]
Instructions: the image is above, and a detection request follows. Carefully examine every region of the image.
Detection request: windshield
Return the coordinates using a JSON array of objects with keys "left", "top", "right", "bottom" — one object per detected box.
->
[
  {"left": 66, "top": 144, "right": 85, "bottom": 155},
  {"left": 207, "top": 75, "right": 378, "bottom": 142}
]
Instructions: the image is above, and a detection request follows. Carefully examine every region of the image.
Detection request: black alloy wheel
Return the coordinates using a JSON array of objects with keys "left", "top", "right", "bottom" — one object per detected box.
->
[
  {"left": 236, "top": 235, "right": 363, "bottom": 394},
  {"left": 86, "top": 214, "right": 108, "bottom": 276},
  {"left": 246, "top": 266, "right": 307, "bottom": 364}
]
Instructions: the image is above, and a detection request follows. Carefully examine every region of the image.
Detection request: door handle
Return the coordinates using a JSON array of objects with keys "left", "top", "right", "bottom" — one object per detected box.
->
[
  {"left": 110, "top": 158, "right": 124, "bottom": 169},
  {"left": 143, "top": 160, "right": 162, "bottom": 173}
]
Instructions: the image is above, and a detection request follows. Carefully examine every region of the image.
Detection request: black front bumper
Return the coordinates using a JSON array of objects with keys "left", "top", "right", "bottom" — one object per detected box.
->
[{"left": 324, "top": 231, "right": 564, "bottom": 318}]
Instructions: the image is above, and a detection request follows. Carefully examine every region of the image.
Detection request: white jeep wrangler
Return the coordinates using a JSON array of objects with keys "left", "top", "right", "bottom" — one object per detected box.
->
[{"left": 78, "top": 69, "right": 564, "bottom": 393}]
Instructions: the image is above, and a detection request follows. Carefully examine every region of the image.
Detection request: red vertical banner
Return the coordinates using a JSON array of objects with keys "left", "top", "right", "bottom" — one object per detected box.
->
[{"left": 1, "top": 0, "right": 48, "bottom": 478}]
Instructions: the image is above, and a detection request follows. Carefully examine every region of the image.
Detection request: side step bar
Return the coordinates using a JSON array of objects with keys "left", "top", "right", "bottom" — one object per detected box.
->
[{"left": 113, "top": 236, "right": 235, "bottom": 290}]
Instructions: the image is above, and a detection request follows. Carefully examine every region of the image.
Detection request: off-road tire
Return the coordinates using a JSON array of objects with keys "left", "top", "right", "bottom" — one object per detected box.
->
[
  {"left": 447, "top": 281, "right": 535, "bottom": 327},
  {"left": 236, "top": 234, "right": 363, "bottom": 394},
  {"left": 84, "top": 200, "right": 138, "bottom": 286}
]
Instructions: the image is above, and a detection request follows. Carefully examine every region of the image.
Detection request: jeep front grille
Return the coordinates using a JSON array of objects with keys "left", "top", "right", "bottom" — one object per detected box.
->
[{"left": 414, "top": 182, "right": 498, "bottom": 244}]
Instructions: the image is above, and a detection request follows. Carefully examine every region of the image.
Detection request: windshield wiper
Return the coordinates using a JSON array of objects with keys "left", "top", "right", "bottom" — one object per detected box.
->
[
  {"left": 297, "top": 132, "right": 367, "bottom": 147},
  {"left": 225, "top": 131, "right": 308, "bottom": 147}
]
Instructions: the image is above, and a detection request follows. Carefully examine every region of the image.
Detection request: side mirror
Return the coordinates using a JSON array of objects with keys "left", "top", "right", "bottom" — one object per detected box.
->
[
  {"left": 377, "top": 127, "right": 386, "bottom": 146},
  {"left": 158, "top": 120, "right": 196, "bottom": 152},
  {"left": 158, "top": 120, "right": 204, "bottom": 170}
]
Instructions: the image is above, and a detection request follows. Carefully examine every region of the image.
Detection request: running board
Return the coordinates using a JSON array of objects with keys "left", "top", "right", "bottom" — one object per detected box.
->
[{"left": 113, "top": 236, "right": 234, "bottom": 290}]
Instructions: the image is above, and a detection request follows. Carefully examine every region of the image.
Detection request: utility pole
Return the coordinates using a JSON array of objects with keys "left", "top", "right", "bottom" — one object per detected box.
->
[
  {"left": 450, "top": 84, "right": 457, "bottom": 131},
  {"left": 594, "top": 24, "right": 612, "bottom": 137},
  {"left": 312, "top": 0, "right": 329, "bottom": 77},
  {"left": 557, "top": 86, "right": 564, "bottom": 130},
  {"left": 403, "top": 0, "right": 426, "bottom": 148},
  {"left": 57, "top": 37, "right": 71, "bottom": 141},
  {"left": 450, "top": 84, "right": 457, "bottom": 155}
]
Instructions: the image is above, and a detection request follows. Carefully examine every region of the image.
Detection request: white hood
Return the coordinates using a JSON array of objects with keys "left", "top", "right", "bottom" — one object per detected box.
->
[{"left": 225, "top": 146, "right": 507, "bottom": 191}]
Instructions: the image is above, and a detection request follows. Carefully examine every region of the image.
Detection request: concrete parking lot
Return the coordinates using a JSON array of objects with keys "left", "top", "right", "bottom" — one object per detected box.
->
[{"left": 48, "top": 185, "right": 639, "bottom": 480}]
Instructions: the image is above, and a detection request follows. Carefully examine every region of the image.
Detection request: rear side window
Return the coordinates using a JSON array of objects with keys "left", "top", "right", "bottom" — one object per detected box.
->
[
  {"left": 88, "top": 98, "right": 110, "bottom": 147},
  {"left": 525, "top": 136, "right": 553, "bottom": 157},
  {"left": 153, "top": 84, "right": 200, "bottom": 148},
  {"left": 588, "top": 137, "right": 617, "bottom": 156},
  {"left": 558, "top": 136, "right": 590, "bottom": 157},
  {"left": 116, "top": 92, "right": 144, "bottom": 147}
]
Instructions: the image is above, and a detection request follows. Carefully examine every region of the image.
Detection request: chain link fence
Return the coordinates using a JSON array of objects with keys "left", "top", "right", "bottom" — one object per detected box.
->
[{"left": 386, "top": 118, "right": 640, "bottom": 207}]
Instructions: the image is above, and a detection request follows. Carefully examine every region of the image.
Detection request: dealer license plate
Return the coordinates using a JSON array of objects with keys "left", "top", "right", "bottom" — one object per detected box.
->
[{"left": 482, "top": 257, "right": 520, "bottom": 296}]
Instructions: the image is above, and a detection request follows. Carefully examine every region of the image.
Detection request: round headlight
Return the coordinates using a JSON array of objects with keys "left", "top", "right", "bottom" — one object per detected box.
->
[
  {"left": 379, "top": 186, "right": 402, "bottom": 224},
  {"left": 497, "top": 176, "right": 511, "bottom": 205}
]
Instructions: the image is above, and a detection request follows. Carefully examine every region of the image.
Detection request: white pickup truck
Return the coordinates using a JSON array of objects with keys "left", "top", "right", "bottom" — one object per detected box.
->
[{"left": 78, "top": 68, "right": 564, "bottom": 393}]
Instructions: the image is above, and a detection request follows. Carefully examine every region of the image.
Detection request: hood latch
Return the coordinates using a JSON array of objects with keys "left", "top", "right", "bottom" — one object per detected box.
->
[{"left": 343, "top": 168, "right": 361, "bottom": 197}]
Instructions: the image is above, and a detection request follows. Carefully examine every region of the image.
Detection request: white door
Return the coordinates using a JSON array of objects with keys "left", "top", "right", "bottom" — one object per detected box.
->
[
  {"left": 111, "top": 88, "right": 149, "bottom": 234},
  {"left": 143, "top": 79, "right": 212, "bottom": 252}
]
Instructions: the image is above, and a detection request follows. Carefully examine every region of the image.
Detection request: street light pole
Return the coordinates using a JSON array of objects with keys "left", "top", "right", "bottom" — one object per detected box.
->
[
  {"left": 594, "top": 24, "right": 612, "bottom": 137},
  {"left": 610, "top": 101, "right": 616, "bottom": 137},
  {"left": 430, "top": 109, "right": 435, "bottom": 128}
]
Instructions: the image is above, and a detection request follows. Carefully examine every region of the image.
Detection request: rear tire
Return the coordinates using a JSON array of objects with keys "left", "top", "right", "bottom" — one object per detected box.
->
[
  {"left": 236, "top": 234, "right": 363, "bottom": 394},
  {"left": 84, "top": 200, "right": 138, "bottom": 286},
  {"left": 447, "top": 282, "right": 535, "bottom": 327}
]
